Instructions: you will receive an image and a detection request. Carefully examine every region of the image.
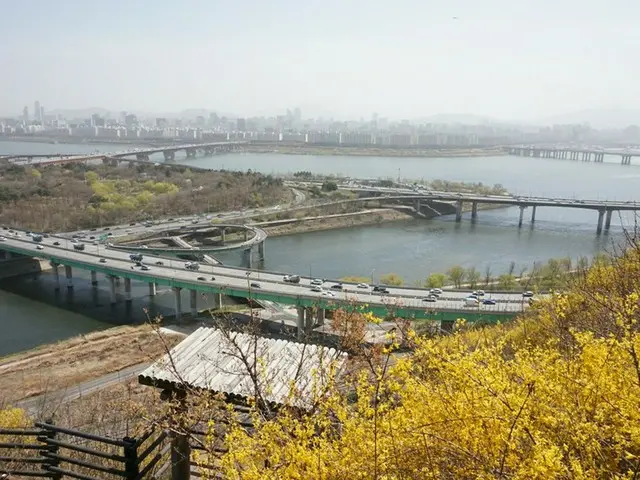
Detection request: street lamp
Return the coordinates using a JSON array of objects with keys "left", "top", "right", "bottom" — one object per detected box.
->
[{"left": 370, "top": 269, "right": 375, "bottom": 286}]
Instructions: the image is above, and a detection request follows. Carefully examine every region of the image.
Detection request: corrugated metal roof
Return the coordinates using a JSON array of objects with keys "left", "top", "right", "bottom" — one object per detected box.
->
[{"left": 139, "top": 327, "right": 347, "bottom": 408}]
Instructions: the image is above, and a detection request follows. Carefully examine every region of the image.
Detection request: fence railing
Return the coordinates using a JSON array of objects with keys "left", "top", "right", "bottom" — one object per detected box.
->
[{"left": 0, "top": 421, "right": 169, "bottom": 480}]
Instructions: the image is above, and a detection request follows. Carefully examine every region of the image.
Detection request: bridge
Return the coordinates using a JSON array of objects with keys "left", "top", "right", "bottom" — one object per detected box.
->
[
  {"left": 290, "top": 182, "right": 640, "bottom": 234},
  {"left": 110, "top": 224, "right": 267, "bottom": 268},
  {"left": 0, "top": 225, "right": 530, "bottom": 337},
  {"left": 2, "top": 141, "right": 247, "bottom": 166},
  {"left": 507, "top": 146, "right": 640, "bottom": 165}
]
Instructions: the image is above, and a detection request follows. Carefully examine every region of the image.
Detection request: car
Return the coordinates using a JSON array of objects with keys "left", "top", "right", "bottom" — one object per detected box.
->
[
  {"left": 140, "top": 265, "right": 150, "bottom": 271},
  {"left": 103, "top": 227, "right": 110, "bottom": 231},
  {"left": 422, "top": 295, "right": 438, "bottom": 302},
  {"left": 473, "top": 290, "right": 485, "bottom": 296},
  {"left": 430, "top": 288, "right": 443, "bottom": 295},
  {"left": 72, "top": 234, "right": 81, "bottom": 238},
  {"left": 1, "top": 226, "right": 7, "bottom": 230},
  {"left": 70, "top": 238, "right": 78, "bottom": 244},
  {"left": 99, "top": 258, "right": 107, "bottom": 263},
  {"left": 129, "top": 222, "right": 136, "bottom": 226},
  {"left": 89, "top": 236, "right": 95, "bottom": 240},
  {"left": 467, "top": 293, "right": 478, "bottom": 299},
  {"left": 197, "top": 276, "right": 207, "bottom": 281},
  {"left": 0, "top": 236, "right": 5, "bottom": 242},
  {"left": 36, "top": 244, "right": 44, "bottom": 250},
  {"left": 250, "top": 282, "right": 261, "bottom": 289},
  {"left": 141, "top": 245, "right": 149, "bottom": 249},
  {"left": 53, "top": 241, "right": 60, "bottom": 246},
  {"left": 26, "top": 232, "right": 33, "bottom": 237},
  {"left": 155, "top": 261, "right": 164, "bottom": 266},
  {"left": 522, "top": 291, "right": 534, "bottom": 298},
  {"left": 356, "top": 283, "right": 369, "bottom": 289},
  {"left": 482, "top": 299, "right": 496, "bottom": 305},
  {"left": 311, "top": 286, "right": 323, "bottom": 292},
  {"left": 322, "top": 290, "right": 336, "bottom": 297},
  {"left": 43, "top": 233, "right": 50, "bottom": 238},
  {"left": 211, "top": 276, "right": 216, "bottom": 281},
  {"left": 310, "top": 279, "right": 323, "bottom": 286},
  {"left": 283, "top": 274, "right": 301, "bottom": 283},
  {"left": 373, "top": 285, "right": 389, "bottom": 293},
  {"left": 330, "top": 284, "right": 343, "bottom": 290}
]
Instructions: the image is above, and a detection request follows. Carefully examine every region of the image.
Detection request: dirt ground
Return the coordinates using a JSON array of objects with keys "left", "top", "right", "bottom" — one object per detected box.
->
[{"left": 0, "top": 325, "right": 185, "bottom": 404}]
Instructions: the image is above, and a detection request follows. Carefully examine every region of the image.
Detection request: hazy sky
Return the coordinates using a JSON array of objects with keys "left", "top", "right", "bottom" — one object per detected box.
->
[{"left": 2, "top": 0, "right": 639, "bottom": 121}]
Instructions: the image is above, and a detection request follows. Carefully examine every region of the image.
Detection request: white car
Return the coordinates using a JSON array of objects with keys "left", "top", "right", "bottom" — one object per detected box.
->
[
  {"left": 356, "top": 283, "right": 369, "bottom": 289},
  {"left": 310, "top": 279, "right": 323, "bottom": 286},
  {"left": 0, "top": 236, "right": 5, "bottom": 241},
  {"left": 36, "top": 244, "right": 44, "bottom": 250},
  {"left": 311, "top": 286, "right": 323, "bottom": 292},
  {"left": 322, "top": 290, "right": 336, "bottom": 297}
]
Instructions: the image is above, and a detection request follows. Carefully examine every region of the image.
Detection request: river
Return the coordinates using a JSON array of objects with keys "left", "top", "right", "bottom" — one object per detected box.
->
[{"left": 0, "top": 140, "right": 638, "bottom": 355}]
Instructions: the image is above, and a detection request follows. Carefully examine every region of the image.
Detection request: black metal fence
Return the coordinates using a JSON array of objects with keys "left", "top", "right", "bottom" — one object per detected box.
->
[{"left": 0, "top": 421, "right": 169, "bottom": 479}]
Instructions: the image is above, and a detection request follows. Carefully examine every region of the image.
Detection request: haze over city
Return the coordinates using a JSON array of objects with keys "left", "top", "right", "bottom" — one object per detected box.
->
[{"left": 2, "top": 0, "right": 640, "bottom": 126}]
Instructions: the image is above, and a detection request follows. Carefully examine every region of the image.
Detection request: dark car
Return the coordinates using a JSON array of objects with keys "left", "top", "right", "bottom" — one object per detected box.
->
[
  {"left": 522, "top": 291, "right": 534, "bottom": 298},
  {"left": 99, "top": 258, "right": 107, "bottom": 263},
  {"left": 197, "top": 277, "right": 206, "bottom": 281},
  {"left": 330, "top": 284, "right": 343, "bottom": 290},
  {"left": 53, "top": 241, "right": 60, "bottom": 246},
  {"left": 250, "top": 282, "right": 261, "bottom": 289},
  {"left": 211, "top": 276, "right": 216, "bottom": 281},
  {"left": 373, "top": 285, "right": 389, "bottom": 293},
  {"left": 482, "top": 299, "right": 496, "bottom": 305},
  {"left": 155, "top": 261, "right": 164, "bottom": 266}
]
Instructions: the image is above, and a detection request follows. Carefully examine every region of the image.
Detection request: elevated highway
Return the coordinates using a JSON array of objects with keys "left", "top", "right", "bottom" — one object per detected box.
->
[{"left": 0, "top": 227, "right": 532, "bottom": 336}]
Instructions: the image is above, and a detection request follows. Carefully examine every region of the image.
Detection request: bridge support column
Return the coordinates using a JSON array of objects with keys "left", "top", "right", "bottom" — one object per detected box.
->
[
  {"left": 455, "top": 200, "right": 463, "bottom": 222},
  {"left": 190, "top": 290, "right": 198, "bottom": 317},
  {"left": 316, "top": 308, "right": 325, "bottom": 327},
  {"left": 124, "top": 278, "right": 132, "bottom": 304},
  {"left": 211, "top": 292, "right": 222, "bottom": 310},
  {"left": 221, "top": 229, "right": 226, "bottom": 244},
  {"left": 115, "top": 276, "right": 121, "bottom": 287},
  {"left": 90, "top": 270, "right": 98, "bottom": 287},
  {"left": 244, "top": 230, "right": 249, "bottom": 241},
  {"left": 173, "top": 287, "right": 182, "bottom": 318},
  {"left": 471, "top": 202, "right": 478, "bottom": 220},
  {"left": 242, "top": 248, "right": 253, "bottom": 269},
  {"left": 163, "top": 151, "right": 175, "bottom": 162},
  {"left": 531, "top": 205, "right": 537, "bottom": 223},
  {"left": 185, "top": 148, "right": 197, "bottom": 158},
  {"left": 65, "top": 265, "right": 73, "bottom": 289},
  {"left": 148, "top": 282, "right": 156, "bottom": 296},
  {"left": 604, "top": 209, "right": 613, "bottom": 231},
  {"left": 596, "top": 209, "right": 605, "bottom": 235},
  {"left": 414, "top": 199, "right": 421, "bottom": 213},
  {"left": 109, "top": 276, "right": 117, "bottom": 304},
  {"left": 305, "top": 308, "right": 315, "bottom": 333},
  {"left": 52, "top": 262, "right": 60, "bottom": 291},
  {"left": 258, "top": 241, "right": 265, "bottom": 261},
  {"left": 296, "top": 307, "right": 305, "bottom": 341},
  {"left": 518, "top": 205, "right": 525, "bottom": 228}
]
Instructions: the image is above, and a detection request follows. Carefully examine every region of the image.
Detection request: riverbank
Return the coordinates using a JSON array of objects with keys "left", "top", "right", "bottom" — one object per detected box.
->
[
  {"left": 0, "top": 325, "right": 184, "bottom": 404},
  {"left": 245, "top": 144, "right": 507, "bottom": 158}
]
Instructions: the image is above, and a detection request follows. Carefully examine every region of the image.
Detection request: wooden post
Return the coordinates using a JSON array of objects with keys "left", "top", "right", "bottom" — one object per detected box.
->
[
  {"left": 122, "top": 436, "right": 139, "bottom": 480},
  {"left": 171, "top": 389, "right": 191, "bottom": 480},
  {"left": 42, "top": 419, "right": 61, "bottom": 480}
]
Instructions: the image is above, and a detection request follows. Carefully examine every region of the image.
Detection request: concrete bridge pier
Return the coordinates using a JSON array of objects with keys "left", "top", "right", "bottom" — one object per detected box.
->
[
  {"left": 90, "top": 271, "right": 98, "bottom": 287},
  {"left": 471, "top": 202, "right": 478, "bottom": 220},
  {"left": 148, "top": 282, "right": 156, "bottom": 296},
  {"left": 109, "top": 276, "right": 117, "bottom": 304},
  {"left": 258, "top": 241, "right": 265, "bottom": 261},
  {"left": 185, "top": 148, "right": 197, "bottom": 158},
  {"left": 530, "top": 205, "right": 537, "bottom": 224},
  {"left": 596, "top": 209, "right": 606, "bottom": 235},
  {"left": 115, "top": 276, "right": 121, "bottom": 287},
  {"left": 51, "top": 262, "right": 60, "bottom": 291},
  {"left": 244, "top": 229, "right": 249, "bottom": 241},
  {"left": 64, "top": 265, "right": 73, "bottom": 289},
  {"left": 296, "top": 307, "right": 305, "bottom": 340},
  {"left": 242, "top": 248, "right": 253, "bottom": 269},
  {"left": 190, "top": 290, "right": 198, "bottom": 317},
  {"left": 211, "top": 292, "right": 222, "bottom": 310},
  {"left": 316, "top": 308, "right": 325, "bottom": 327},
  {"left": 136, "top": 153, "right": 150, "bottom": 162},
  {"left": 455, "top": 200, "right": 463, "bottom": 222},
  {"left": 604, "top": 210, "right": 613, "bottom": 232},
  {"left": 518, "top": 206, "right": 525, "bottom": 228},
  {"left": 124, "top": 278, "right": 132, "bottom": 305},
  {"left": 414, "top": 199, "right": 421, "bottom": 213},
  {"left": 221, "top": 228, "right": 226, "bottom": 243},
  {"left": 163, "top": 151, "right": 175, "bottom": 162},
  {"left": 173, "top": 287, "right": 182, "bottom": 318}
]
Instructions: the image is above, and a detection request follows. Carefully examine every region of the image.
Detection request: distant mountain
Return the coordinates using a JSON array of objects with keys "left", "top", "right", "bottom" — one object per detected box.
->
[
  {"left": 413, "top": 113, "right": 499, "bottom": 125},
  {"left": 48, "top": 107, "right": 111, "bottom": 119},
  {"left": 535, "top": 108, "right": 640, "bottom": 129}
]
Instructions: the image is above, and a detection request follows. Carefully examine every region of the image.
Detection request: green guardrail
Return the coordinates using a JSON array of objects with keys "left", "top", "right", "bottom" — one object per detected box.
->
[{"left": 0, "top": 243, "right": 520, "bottom": 323}]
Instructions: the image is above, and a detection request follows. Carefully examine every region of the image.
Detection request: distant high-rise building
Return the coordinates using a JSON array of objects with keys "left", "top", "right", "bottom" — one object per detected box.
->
[
  {"left": 237, "top": 118, "right": 246, "bottom": 132},
  {"left": 34, "top": 101, "right": 41, "bottom": 122},
  {"left": 156, "top": 118, "right": 168, "bottom": 128},
  {"left": 124, "top": 114, "right": 137, "bottom": 127},
  {"left": 23, "top": 106, "right": 29, "bottom": 123},
  {"left": 294, "top": 108, "right": 302, "bottom": 122},
  {"left": 40, "top": 106, "right": 45, "bottom": 123}
]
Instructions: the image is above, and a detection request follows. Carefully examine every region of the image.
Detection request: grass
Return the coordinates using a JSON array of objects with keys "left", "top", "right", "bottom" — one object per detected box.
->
[{"left": 0, "top": 325, "right": 184, "bottom": 404}]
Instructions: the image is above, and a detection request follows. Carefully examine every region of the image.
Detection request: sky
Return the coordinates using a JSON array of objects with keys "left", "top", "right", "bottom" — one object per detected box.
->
[{"left": 1, "top": 0, "right": 640, "bottom": 122}]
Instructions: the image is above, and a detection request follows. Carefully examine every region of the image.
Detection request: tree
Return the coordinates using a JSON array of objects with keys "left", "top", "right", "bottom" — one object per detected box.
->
[
  {"left": 379, "top": 273, "right": 404, "bottom": 286},
  {"left": 465, "top": 267, "right": 481, "bottom": 289},
  {"left": 446, "top": 265, "right": 465, "bottom": 288},
  {"left": 321, "top": 181, "right": 338, "bottom": 192},
  {"left": 497, "top": 273, "right": 517, "bottom": 290},
  {"left": 425, "top": 273, "right": 446, "bottom": 288},
  {"left": 483, "top": 264, "right": 493, "bottom": 287}
]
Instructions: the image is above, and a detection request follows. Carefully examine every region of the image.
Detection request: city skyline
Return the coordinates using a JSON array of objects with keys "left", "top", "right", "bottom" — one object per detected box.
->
[{"left": 2, "top": 0, "right": 639, "bottom": 125}]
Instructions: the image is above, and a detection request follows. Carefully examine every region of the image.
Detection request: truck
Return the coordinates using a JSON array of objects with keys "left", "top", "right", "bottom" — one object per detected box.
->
[
  {"left": 129, "top": 253, "right": 144, "bottom": 262},
  {"left": 185, "top": 262, "right": 200, "bottom": 271},
  {"left": 31, "top": 234, "right": 43, "bottom": 243},
  {"left": 73, "top": 243, "right": 85, "bottom": 251}
]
